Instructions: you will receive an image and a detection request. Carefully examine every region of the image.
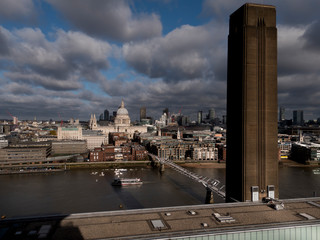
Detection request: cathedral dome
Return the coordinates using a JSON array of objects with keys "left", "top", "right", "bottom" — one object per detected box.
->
[
  {"left": 115, "top": 100, "right": 131, "bottom": 127},
  {"left": 117, "top": 100, "right": 129, "bottom": 115},
  {"left": 117, "top": 108, "right": 129, "bottom": 115}
]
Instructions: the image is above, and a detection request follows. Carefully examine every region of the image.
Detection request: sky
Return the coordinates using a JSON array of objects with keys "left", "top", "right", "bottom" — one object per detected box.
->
[{"left": 1, "top": 0, "right": 320, "bottom": 122}]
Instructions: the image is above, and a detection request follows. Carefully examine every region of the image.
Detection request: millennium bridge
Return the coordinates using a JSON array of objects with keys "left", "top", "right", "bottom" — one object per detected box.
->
[{"left": 148, "top": 153, "right": 226, "bottom": 201}]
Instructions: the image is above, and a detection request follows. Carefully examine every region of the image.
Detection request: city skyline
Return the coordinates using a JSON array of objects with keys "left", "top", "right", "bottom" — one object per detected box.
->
[{"left": 1, "top": 0, "right": 320, "bottom": 121}]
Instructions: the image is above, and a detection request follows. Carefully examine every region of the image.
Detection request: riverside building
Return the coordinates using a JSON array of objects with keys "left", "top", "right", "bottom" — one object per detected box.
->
[
  {"left": 0, "top": 142, "right": 51, "bottom": 165},
  {"left": 148, "top": 139, "right": 217, "bottom": 161}
]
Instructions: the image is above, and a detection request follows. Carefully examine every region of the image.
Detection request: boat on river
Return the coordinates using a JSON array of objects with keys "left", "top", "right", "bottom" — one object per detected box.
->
[
  {"left": 313, "top": 169, "right": 320, "bottom": 175},
  {"left": 111, "top": 178, "right": 143, "bottom": 186}
]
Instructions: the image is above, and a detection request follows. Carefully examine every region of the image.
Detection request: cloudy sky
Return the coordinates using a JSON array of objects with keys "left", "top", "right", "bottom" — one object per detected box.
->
[{"left": 0, "top": 0, "right": 320, "bottom": 121}]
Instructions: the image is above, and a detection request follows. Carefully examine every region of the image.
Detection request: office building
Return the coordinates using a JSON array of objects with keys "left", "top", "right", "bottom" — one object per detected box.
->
[
  {"left": 226, "top": 3, "right": 278, "bottom": 202},
  {"left": 279, "top": 106, "right": 285, "bottom": 121},
  {"left": 82, "top": 130, "right": 108, "bottom": 150},
  {"left": 209, "top": 108, "right": 215, "bottom": 120},
  {"left": 291, "top": 142, "right": 320, "bottom": 164},
  {"left": 104, "top": 109, "right": 109, "bottom": 121},
  {"left": 51, "top": 140, "right": 87, "bottom": 155},
  {"left": 0, "top": 142, "right": 51, "bottom": 165},
  {"left": 293, "top": 110, "right": 304, "bottom": 126},
  {"left": 197, "top": 111, "right": 202, "bottom": 124},
  {"left": 140, "top": 106, "right": 146, "bottom": 121},
  {"left": 57, "top": 126, "right": 82, "bottom": 140},
  {"left": 0, "top": 135, "right": 8, "bottom": 149}
]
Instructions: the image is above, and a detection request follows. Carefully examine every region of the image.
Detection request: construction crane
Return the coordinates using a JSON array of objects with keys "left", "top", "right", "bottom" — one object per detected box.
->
[
  {"left": 7, "top": 111, "right": 13, "bottom": 118},
  {"left": 7, "top": 111, "right": 18, "bottom": 124}
]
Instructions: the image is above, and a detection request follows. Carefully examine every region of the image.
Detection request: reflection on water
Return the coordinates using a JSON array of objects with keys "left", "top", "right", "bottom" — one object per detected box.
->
[{"left": 0, "top": 166, "right": 319, "bottom": 218}]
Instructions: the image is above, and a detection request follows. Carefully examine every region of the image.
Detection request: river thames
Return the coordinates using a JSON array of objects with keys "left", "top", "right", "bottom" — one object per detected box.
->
[{"left": 1, "top": 166, "right": 320, "bottom": 218}]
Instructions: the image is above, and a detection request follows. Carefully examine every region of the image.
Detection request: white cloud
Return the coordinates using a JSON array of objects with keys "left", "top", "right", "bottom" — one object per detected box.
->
[
  {"left": 0, "top": 0, "right": 37, "bottom": 23},
  {"left": 277, "top": 24, "right": 320, "bottom": 117},
  {"left": 278, "top": 24, "right": 320, "bottom": 76},
  {"left": 2, "top": 0, "right": 320, "bottom": 120},
  {"left": 123, "top": 22, "right": 227, "bottom": 82},
  {"left": 46, "top": 0, "right": 162, "bottom": 42},
  {"left": 0, "top": 26, "right": 112, "bottom": 90}
]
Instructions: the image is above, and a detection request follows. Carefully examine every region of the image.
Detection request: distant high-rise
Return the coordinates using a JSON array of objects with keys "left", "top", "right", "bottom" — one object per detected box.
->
[
  {"left": 197, "top": 111, "right": 202, "bottom": 124},
  {"left": 222, "top": 115, "right": 227, "bottom": 125},
  {"left": 279, "top": 106, "right": 285, "bottom": 121},
  {"left": 104, "top": 109, "right": 109, "bottom": 121},
  {"left": 293, "top": 110, "right": 304, "bottom": 126},
  {"left": 209, "top": 108, "right": 215, "bottom": 120},
  {"left": 226, "top": 3, "right": 278, "bottom": 202},
  {"left": 140, "top": 107, "right": 146, "bottom": 121}
]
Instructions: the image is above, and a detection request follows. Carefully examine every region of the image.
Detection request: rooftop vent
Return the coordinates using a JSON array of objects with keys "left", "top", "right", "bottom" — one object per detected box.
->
[
  {"left": 187, "top": 210, "right": 197, "bottom": 215},
  {"left": 150, "top": 219, "right": 168, "bottom": 231},
  {"left": 263, "top": 197, "right": 285, "bottom": 210},
  {"left": 270, "top": 202, "right": 284, "bottom": 210},
  {"left": 201, "top": 222, "right": 209, "bottom": 227},
  {"left": 212, "top": 213, "right": 235, "bottom": 223}
]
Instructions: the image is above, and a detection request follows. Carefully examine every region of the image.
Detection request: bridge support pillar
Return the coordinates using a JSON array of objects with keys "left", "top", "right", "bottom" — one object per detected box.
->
[
  {"left": 160, "top": 163, "right": 165, "bottom": 172},
  {"left": 205, "top": 188, "right": 214, "bottom": 204}
]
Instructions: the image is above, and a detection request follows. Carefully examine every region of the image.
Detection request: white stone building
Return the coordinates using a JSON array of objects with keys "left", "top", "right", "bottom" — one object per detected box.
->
[
  {"left": 57, "top": 126, "right": 82, "bottom": 140},
  {"left": 57, "top": 100, "right": 146, "bottom": 150},
  {"left": 89, "top": 100, "right": 148, "bottom": 139},
  {"left": 82, "top": 130, "right": 108, "bottom": 150},
  {"left": 192, "top": 144, "right": 218, "bottom": 161}
]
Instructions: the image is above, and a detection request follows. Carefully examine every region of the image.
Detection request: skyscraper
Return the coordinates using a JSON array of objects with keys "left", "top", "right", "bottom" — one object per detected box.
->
[
  {"left": 140, "top": 107, "right": 146, "bottom": 121},
  {"left": 104, "top": 109, "right": 109, "bottom": 121},
  {"left": 293, "top": 110, "right": 304, "bottom": 126},
  {"left": 279, "top": 106, "right": 285, "bottom": 121},
  {"left": 209, "top": 108, "right": 215, "bottom": 120},
  {"left": 226, "top": 4, "right": 278, "bottom": 202},
  {"left": 197, "top": 111, "right": 202, "bottom": 124}
]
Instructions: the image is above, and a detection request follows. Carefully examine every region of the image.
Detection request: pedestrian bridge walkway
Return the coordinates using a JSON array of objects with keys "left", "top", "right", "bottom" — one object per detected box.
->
[{"left": 148, "top": 153, "right": 226, "bottom": 199}]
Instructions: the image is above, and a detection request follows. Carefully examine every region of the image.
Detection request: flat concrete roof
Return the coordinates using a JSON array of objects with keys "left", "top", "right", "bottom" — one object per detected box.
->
[{"left": 1, "top": 198, "right": 320, "bottom": 239}]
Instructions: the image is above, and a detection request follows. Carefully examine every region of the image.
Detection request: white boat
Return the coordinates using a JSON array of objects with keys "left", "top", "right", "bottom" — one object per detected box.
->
[
  {"left": 115, "top": 168, "right": 127, "bottom": 172},
  {"left": 111, "top": 178, "right": 143, "bottom": 186},
  {"left": 99, "top": 172, "right": 105, "bottom": 176},
  {"left": 313, "top": 169, "right": 320, "bottom": 175}
]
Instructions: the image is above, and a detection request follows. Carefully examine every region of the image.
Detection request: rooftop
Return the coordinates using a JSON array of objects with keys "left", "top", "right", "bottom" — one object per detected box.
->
[{"left": 1, "top": 198, "right": 320, "bottom": 239}]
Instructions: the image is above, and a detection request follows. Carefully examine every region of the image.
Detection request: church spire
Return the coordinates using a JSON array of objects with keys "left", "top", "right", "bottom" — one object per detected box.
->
[{"left": 121, "top": 99, "right": 125, "bottom": 108}]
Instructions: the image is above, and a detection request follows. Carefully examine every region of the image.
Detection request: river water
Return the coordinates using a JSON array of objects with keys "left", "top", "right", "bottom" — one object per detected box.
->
[{"left": 0, "top": 166, "right": 319, "bottom": 218}]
